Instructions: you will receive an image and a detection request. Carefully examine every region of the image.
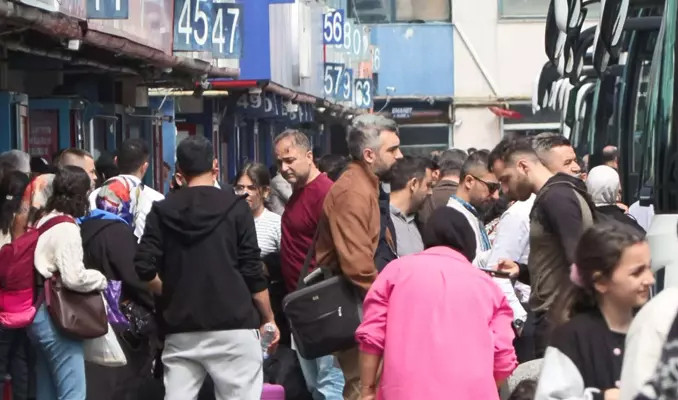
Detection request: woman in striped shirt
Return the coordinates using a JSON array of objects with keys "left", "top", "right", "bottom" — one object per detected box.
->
[{"left": 234, "top": 162, "right": 281, "bottom": 257}]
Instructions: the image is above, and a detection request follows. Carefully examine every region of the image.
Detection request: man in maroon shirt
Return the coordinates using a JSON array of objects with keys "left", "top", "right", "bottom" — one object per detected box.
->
[
  {"left": 275, "top": 129, "right": 345, "bottom": 398},
  {"left": 276, "top": 129, "right": 334, "bottom": 292}
]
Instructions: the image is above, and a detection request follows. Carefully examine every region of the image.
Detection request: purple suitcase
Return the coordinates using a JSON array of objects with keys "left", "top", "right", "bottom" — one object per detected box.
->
[{"left": 261, "top": 383, "right": 285, "bottom": 400}]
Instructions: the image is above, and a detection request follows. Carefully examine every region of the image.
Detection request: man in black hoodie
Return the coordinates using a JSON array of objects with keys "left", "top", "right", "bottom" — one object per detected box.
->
[
  {"left": 496, "top": 137, "right": 594, "bottom": 357},
  {"left": 135, "top": 136, "right": 278, "bottom": 400}
]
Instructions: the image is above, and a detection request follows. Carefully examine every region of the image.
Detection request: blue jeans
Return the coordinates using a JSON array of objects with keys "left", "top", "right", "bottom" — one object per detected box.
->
[
  {"left": 296, "top": 351, "right": 345, "bottom": 400},
  {"left": 27, "top": 304, "right": 86, "bottom": 400}
]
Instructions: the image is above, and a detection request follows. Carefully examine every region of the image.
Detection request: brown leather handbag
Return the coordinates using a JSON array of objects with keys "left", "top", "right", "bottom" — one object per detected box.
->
[{"left": 44, "top": 273, "right": 108, "bottom": 339}]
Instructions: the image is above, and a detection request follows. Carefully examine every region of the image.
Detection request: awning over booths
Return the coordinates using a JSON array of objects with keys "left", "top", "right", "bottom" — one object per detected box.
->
[
  {"left": 208, "top": 79, "right": 366, "bottom": 121},
  {"left": 0, "top": 1, "right": 239, "bottom": 80}
]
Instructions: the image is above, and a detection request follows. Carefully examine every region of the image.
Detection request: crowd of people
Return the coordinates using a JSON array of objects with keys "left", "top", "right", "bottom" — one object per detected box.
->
[{"left": 0, "top": 116, "right": 674, "bottom": 400}]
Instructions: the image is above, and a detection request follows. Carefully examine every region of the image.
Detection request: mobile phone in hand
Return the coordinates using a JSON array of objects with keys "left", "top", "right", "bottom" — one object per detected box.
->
[{"left": 479, "top": 267, "right": 511, "bottom": 278}]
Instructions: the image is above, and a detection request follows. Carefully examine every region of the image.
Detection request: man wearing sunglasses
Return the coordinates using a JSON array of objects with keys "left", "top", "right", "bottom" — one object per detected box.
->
[{"left": 446, "top": 151, "right": 500, "bottom": 268}]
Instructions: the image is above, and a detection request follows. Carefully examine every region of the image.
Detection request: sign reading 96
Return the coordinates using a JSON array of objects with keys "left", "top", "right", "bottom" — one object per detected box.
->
[
  {"left": 354, "top": 79, "right": 373, "bottom": 109},
  {"left": 173, "top": 0, "right": 242, "bottom": 58}
]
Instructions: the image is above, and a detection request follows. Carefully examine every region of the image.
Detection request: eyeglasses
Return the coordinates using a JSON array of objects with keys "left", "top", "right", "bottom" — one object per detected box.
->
[
  {"left": 471, "top": 175, "right": 500, "bottom": 194},
  {"left": 234, "top": 184, "right": 259, "bottom": 193}
]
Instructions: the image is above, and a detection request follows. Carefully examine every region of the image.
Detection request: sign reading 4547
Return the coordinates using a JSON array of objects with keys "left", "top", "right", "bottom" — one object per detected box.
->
[{"left": 173, "top": 0, "right": 243, "bottom": 58}]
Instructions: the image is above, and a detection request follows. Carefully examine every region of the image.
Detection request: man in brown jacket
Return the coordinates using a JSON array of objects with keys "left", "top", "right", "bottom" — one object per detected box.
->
[{"left": 315, "top": 114, "right": 402, "bottom": 399}]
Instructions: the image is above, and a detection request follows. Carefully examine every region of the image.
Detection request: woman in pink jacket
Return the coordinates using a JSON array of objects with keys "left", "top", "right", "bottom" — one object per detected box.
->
[{"left": 356, "top": 206, "right": 518, "bottom": 400}]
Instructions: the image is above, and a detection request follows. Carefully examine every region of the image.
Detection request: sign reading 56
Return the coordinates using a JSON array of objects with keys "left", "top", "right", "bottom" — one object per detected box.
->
[
  {"left": 173, "top": 0, "right": 242, "bottom": 58},
  {"left": 323, "top": 9, "right": 344, "bottom": 45},
  {"left": 354, "top": 79, "right": 373, "bottom": 109},
  {"left": 324, "top": 63, "right": 353, "bottom": 101}
]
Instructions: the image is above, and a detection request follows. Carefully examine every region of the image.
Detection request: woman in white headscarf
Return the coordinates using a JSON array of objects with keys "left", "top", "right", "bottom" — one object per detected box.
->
[{"left": 586, "top": 165, "right": 644, "bottom": 233}]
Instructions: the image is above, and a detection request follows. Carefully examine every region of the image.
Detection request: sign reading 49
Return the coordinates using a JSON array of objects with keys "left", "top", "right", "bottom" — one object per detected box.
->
[{"left": 173, "top": 0, "right": 243, "bottom": 58}]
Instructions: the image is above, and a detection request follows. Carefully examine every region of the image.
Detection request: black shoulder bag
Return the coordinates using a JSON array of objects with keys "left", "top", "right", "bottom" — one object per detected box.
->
[{"left": 282, "top": 225, "right": 363, "bottom": 359}]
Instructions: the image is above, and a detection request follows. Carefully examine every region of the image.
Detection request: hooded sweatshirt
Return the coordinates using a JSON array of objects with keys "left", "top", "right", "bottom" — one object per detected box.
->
[
  {"left": 135, "top": 186, "right": 266, "bottom": 334},
  {"left": 80, "top": 217, "right": 154, "bottom": 311}
]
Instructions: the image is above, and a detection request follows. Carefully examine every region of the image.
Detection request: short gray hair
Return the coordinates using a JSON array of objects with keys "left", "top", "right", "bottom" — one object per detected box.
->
[
  {"left": 346, "top": 114, "right": 398, "bottom": 160},
  {"left": 0, "top": 150, "right": 30, "bottom": 175},
  {"left": 531, "top": 132, "right": 571, "bottom": 157},
  {"left": 273, "top": 129, "right": 311, "bottom": 152}
]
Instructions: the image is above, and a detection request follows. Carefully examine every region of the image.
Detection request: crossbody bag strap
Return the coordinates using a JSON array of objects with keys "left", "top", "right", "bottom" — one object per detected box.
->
[
  {"left": 296, "top": 219, "right": 324, "bottom": 290},
  {"left": 37, "top": 215, "right": 76, "bottom": 235}
]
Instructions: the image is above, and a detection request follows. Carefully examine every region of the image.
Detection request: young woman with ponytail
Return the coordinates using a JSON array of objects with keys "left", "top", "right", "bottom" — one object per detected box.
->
[{"left": 535, "top": 222, "right": 655, "bottom": 400}]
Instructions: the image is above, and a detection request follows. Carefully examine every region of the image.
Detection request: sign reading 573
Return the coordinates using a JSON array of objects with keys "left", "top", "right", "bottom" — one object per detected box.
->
[{"left": 173, "top": 0, "right": 242, "bottom": 58}]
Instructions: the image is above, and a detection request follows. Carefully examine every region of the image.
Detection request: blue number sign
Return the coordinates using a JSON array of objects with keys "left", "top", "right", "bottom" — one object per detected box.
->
[
  {"left": 324, "top": 63, "right": 352, "bottom": 100},
  {"left": 87, "top": 0, "right": 128, "bottom": 18},
  {"left": 323, "top": 9, "right": 344, "bottom": 45},
  {"left": 173, "top": 0, "right": 242, "bottom": 58},
  {"left": 354, "top": 79, "right": 373, "bottom": 109},
  {"left": 211, "top": 1, "right": 242, "bottom": 58},
  {"left": 340, "top": 68, "right": 353, "bottom": 101},
  {"left": 236, "top": 92, "right": 280, "bottom": 118}
]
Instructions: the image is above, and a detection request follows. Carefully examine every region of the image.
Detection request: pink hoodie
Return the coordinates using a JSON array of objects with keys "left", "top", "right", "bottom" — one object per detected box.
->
[{"left": 356, "top": 246, "right": 517, "bottom": 400}]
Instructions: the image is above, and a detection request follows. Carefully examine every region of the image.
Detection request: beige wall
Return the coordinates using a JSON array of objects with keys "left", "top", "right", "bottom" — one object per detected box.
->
[
  {"left": 452, "top": 0, "right": 547, "bottom": 99},
  {"left": 451, "top": 0, "right": 549, "bottom": 148},
  {"left": 453, "top": 108, "right": 501, "bottom": 150}
]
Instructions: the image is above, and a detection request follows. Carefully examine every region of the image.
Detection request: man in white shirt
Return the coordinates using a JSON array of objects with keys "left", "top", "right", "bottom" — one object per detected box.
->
[
  {"left": 91, "top": 139, "right": 164, "bottom": 240},
  {"left": 446, "top": 152, "right": 526, "bottom": 331},
  {"left": 446, "top": 151, "right": 499, "bottom": 267}
]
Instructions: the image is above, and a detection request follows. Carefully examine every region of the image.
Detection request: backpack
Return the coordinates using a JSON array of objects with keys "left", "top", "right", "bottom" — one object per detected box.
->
[
  {"left": 535, "top": 179, "right": 613, "bottom": 224},
  {"left": 0, "top": 215, "right": 74, "bottom": 328}
]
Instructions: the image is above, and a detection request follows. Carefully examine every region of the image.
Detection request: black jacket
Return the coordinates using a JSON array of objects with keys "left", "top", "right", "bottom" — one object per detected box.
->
[
  {"left": 135, "top": 186, "right": 266, "bottom": 334},
  {"left": 80, "top": 219, "right": 154, "bottom": 310},
  {"left": 375, "top": 185, "right": 397, "bottom": 272},
  {"left": 596, "top": 205, "right": 645, "bottom": 234}
]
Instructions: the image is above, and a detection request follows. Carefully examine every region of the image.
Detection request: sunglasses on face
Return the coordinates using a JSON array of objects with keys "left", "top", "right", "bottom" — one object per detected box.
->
[{"left": 471, "top": 175, "right": 500, "bottom": 194}]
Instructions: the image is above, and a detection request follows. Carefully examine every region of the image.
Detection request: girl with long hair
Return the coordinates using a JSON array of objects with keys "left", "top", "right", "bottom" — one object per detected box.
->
[
  {"left": 535, "top": 222, "right": 654, "bottom": 400},
  {"left": 234, "top": 162, "right": 281, "bottom": 257}
]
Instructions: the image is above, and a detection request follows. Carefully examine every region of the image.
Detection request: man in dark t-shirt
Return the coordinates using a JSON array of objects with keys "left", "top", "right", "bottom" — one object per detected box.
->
[{"left": 274, "top": 129, "right": 344, "bottom": 399}]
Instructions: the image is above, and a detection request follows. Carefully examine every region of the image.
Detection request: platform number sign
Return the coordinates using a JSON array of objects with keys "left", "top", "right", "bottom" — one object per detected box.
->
[
  {"left": 87, "top": 0, "right": 128, "bottom": 19},
  {"left": 211, "top": 1, "right": 241, "bottom": 57},
  {"left": 324, "top": 63, "right": 343, "bottom": 97},
  {"left": 323, "top": 9, "right": 345, "bottom": 45},
  {"left": 355, "top": 79, "right": 373, "bottom": 109},
  {"left": 339, "top": 68, "right": 353, "bottom": 101},
  {"left": 173, "top": 0, "right": 242, "bottom": 58}
]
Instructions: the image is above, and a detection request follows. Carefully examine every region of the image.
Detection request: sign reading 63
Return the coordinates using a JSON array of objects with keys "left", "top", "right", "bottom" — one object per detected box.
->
[{"left": 354, "top": 79, "right": 373, "bottom": 109}]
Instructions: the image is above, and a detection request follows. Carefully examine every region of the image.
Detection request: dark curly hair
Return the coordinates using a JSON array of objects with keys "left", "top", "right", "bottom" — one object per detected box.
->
[
  {"left": 45, "top": 166, "right": 91, "bottom": 218},
  {"left": 0, "top": 169, "right": 29, "bottom": 235}
]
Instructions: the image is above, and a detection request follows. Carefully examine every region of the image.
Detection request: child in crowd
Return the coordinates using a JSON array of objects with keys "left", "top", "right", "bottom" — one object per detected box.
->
[{"left": 535, "top": 222, "right": 654, "bottom": 400}]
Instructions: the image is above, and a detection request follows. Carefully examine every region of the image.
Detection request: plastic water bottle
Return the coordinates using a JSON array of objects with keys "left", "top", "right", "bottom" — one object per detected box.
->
[{"left": 261, "top": 323, "right": 276, "bottom": 360}]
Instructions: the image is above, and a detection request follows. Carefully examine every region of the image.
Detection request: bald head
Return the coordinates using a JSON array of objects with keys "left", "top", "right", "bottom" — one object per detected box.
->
[{"left": 602, "top": 145, "right": 619, "bottom": 170}]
